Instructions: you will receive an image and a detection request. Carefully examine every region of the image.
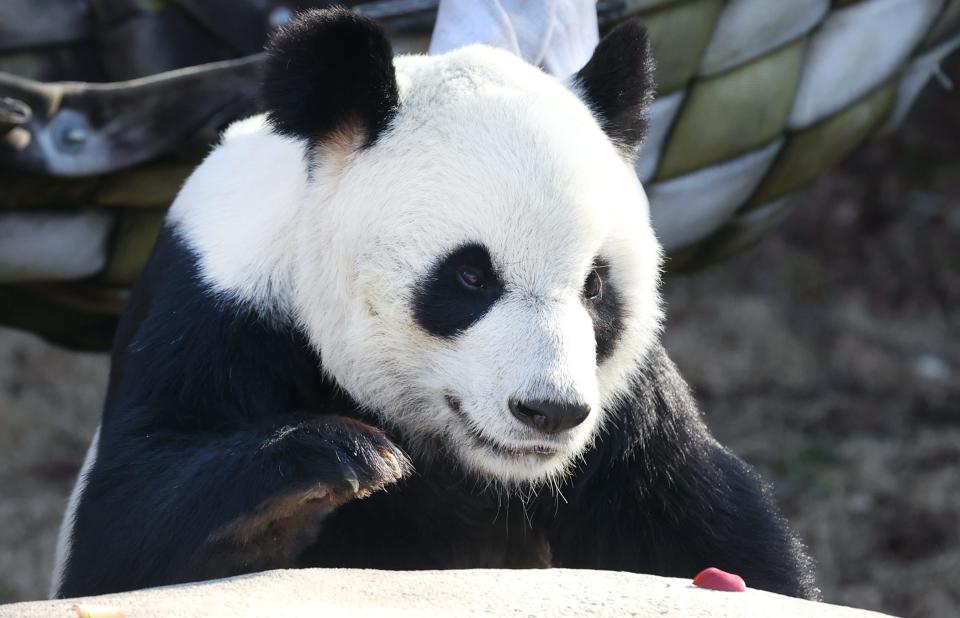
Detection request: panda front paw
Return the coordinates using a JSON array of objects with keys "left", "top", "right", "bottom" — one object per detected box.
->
[
  {"left": 202, "top": 417, "right": 412, "bottom": 573},
  {"left": 272, "top": 416, "right": 412, "bottom": 504}
]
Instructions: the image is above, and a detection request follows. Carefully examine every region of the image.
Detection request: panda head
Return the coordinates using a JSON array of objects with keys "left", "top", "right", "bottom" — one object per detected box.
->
[{"left": 172, "top": 9, "right": 661, "bottom": 487}]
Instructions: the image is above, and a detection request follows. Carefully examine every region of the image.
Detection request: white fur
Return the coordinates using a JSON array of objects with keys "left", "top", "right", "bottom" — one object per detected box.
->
[
  {"left": 170, "top": 45, "right": 663, "bottom": 486},
  {"left": 167, "top": 115, "right": 310, "bottom": 314},
  {"left": 50, "top": 425, "right": 101, "bottom": 598}
]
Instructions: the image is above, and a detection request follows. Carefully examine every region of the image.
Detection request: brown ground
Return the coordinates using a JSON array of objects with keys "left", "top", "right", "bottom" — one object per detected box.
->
[
  {"left": 660, "top": 63, "right": 960, "bottom": 616},
  {"left": 0, "top": 63, "right": 957, "bottom": 616}
]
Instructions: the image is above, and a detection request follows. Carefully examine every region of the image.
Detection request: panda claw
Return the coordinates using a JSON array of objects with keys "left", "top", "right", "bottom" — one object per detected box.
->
[
  {"left": 290, "top": 417, "right": 411, "bottom": 502},
  {"left": 380, "top": 450, "right": 403, "bottom": 479},
  {"left": 341, "top": 465, "right": 361, "bottom": 495}
]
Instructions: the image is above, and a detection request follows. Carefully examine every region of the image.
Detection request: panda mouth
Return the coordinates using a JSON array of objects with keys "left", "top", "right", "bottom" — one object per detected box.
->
[{"left": 444, "top": 395, "right": 559, "bottom": 459}]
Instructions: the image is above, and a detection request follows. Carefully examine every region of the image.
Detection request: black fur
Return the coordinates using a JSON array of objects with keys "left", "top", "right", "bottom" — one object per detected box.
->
[
  {"left": 58, "top": 229, "right": 409, "bottom": 596},
  {"left": 573, "top": 20, "right": 655, "bottom": 155},
  {"left": 261, "top": 8, "right": 399, "bottom": 146},
  {"left": 412, "top": 243, "right": 505, "bottom": 338},
  {"left": 57, "top": 9, "right": 816, "bottom": 601},
  {"left": 546, "top": 348, "right": 818, "bottom": 598},
  {"left": 58, "top": 228, "right": 818, "bottom": 600}
]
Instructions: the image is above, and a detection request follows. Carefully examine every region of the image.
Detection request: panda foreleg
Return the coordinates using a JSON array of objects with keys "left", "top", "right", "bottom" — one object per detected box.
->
[
  {"left": 187, "top": 416, "right": 413, "bottom": 579},
  {"left": 548, "top": 432, "right": 819, "bottom": 599},
  {"left": 57, "top": 415, "right": 410, "bottom": 597},
  {"left": 546, "top": 347, "right": 819, "bottom": 599}
]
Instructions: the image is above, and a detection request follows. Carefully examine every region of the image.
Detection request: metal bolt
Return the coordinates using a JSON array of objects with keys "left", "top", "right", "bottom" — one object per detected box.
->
[
  {"left": 51, "top": 110, "right": 92, "bottom": 153},
  {"left": 64, "top": 127, "right": 88, "bottom": 144},
  {"left": 269, "top": 6, "right": 294, "bottom": 29}
]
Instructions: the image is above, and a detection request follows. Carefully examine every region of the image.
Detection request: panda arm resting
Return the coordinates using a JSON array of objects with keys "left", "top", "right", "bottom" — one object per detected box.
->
[
  {"left": 55, "top": 229, "right": 410, "bottom": 597},
  {"left": 59, "top": 416, "right": 407, "bottom": 597},
  {"left": 546, "top": 346, "right": 820, "bottom": 600}
]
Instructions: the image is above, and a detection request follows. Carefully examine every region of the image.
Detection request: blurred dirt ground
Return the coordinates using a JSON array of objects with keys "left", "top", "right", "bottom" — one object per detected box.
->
[
  {"left": 660, "top": 60, "right": 960, "bottom": 616},
  {"left": 1, "top": 64, "right": 958, "bottom": 616}
]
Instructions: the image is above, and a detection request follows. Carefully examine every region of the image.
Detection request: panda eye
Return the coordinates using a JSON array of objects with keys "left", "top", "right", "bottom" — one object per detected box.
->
[
  {"left": 457, "top": 266, "right": 486, "bottom": 291},
  {"left": 583, "top": 269, "right": 602, "bottom": 300}
]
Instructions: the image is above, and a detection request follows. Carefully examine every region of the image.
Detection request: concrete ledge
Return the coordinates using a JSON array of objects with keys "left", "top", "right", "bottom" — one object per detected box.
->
[{"left": 0, "top": 569, "right": 893, "bottom": 617}]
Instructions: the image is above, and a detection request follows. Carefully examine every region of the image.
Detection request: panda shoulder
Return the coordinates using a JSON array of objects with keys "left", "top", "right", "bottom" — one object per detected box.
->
[{"left": 166, "top": 115, "right": 309, "bottom": 308}]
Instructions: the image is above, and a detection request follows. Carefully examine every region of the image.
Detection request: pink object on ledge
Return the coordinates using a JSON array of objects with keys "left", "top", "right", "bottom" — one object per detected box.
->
[{"left": 693, "top": 567, "right": 747, "bottom": 592}]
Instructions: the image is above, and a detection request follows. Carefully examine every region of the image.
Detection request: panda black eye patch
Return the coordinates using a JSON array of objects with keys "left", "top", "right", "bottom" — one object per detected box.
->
[
  {"left": 413, "top": 243, "right": 505, "bottom": 338},
  {"left": 583, "top": 258, "right": 624, "bottom": 362},
  {"left": 583, "top": 268, "right": 603, "bottom": 300}
]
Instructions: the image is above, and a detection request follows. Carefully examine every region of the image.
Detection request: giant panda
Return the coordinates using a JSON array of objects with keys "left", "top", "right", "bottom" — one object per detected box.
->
[{"left": 51, "top": 8, "right": 818, "bottom": 600}]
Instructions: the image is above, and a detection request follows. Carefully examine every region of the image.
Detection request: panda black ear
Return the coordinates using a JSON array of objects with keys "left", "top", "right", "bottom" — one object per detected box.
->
[
  {"left": 261, "top": 8, "right": 399, "bottom": 147},
  {"left": 572, "top": 21, "right": 655, "bottom": 156}
]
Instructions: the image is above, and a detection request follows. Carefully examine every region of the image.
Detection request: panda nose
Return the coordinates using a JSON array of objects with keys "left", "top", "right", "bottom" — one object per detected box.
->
[{"left": 509, "top": 399, "right": 591, "bottom": 434}]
